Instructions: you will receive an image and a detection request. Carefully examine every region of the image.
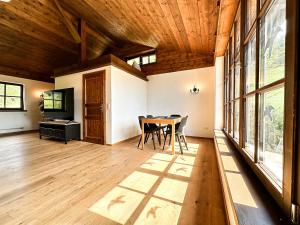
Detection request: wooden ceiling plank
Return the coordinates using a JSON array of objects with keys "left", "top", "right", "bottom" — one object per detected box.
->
[
  {"left": 166, "top": 0, "right": 192, "bottom": 52},
  {"left": 53, "top": 0, "right": 81, "bottom": 44},
  {"left": 0, "top": 10, "right": 78, "bottom": 54},
  {"left": 157, "top": 0, "right": 187, "bottom": 51},
  {"left": 2, "top": 0, "right": 74, "bottom": 42},
  {"left": 79, "top": 19, "right": 87, "bottom": 63}
]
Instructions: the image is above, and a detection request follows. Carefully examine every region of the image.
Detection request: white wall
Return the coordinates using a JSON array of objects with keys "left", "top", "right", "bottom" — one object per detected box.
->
[
  {"left": 0, "top": 75, "right": 54, "bottom": 134},
  {"left": 55, "top": 66, "right": 147, "bottom": 144},
  {"left": 55, "top": 66, "right": 112, "bottom": 142},
  {"left": 147, "top": 67, "right": 216, "bottom": 138},
  {"left": 110, "top": 66, "right": 147, "bottom": 144},
  {"left": 215, "top": 56, "right": 224, "bottom": 130}
]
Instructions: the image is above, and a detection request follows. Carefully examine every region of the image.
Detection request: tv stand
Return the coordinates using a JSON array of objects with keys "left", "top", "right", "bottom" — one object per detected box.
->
[{"left": 39, "top": 121, "right": 80, "bottom": 144}]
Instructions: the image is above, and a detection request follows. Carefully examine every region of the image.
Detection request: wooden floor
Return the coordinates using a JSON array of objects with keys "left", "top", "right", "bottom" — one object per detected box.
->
[{"left": 0, "top": 133, "right": 226, "bottom": 225}]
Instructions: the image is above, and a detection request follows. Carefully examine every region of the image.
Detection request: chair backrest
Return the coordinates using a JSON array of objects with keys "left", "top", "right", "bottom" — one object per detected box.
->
[
  {"left": 170, "top": 114, "right": 181, "bottom": 118},
  {"left": 147, "top": 115, "right": 154, "bottom": 118},
  {"left": 177, "top": 116, "right": 188, "bottom": 133}
]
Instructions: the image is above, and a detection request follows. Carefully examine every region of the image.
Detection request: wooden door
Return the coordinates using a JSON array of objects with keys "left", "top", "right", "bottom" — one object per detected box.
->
[{"left": 83, "top": 71, "right": 105, "bottom": 144}]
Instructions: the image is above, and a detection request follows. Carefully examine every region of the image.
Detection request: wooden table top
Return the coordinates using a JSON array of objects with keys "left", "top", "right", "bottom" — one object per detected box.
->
[{"left": 142, "top": 116, "right": 182, "bottom": 124}]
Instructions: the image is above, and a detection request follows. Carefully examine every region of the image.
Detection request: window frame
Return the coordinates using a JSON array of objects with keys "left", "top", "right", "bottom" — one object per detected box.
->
[
  {"left": 0, "top": 81, "right": 24, "bottom": 111},
  {"left": 222, "top": 0, "right": 296, "bottom": 215}
]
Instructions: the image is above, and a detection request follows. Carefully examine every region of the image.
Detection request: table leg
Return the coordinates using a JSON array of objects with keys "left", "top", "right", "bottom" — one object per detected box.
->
[
  {"left": 158, "top": 123, "right": 161, "bottom": 146},
  {"left": 142, "top": 121, "right": 145, "bottom": 149},
  {"left": 171, "top": 122, "right": 175, "bottom": 155}
]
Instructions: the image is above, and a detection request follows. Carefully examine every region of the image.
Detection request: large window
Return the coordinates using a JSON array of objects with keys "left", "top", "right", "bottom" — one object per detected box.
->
[
  {"left": 258, "top": 0, "right": 286, "bottom": 183},
  {"left": 224, "top": 0, "right": 286, "bottom": 188},
  {"left": 0, "top": 82, "right": 24, "bottom": 110}
]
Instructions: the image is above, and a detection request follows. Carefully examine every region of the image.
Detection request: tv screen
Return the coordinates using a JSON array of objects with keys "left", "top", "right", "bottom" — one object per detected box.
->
[{"left": 43, "top": 88, "right": 74, "bottom": 120}]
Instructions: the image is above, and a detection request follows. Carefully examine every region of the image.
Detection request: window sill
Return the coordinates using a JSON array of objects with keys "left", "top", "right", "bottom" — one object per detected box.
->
[{"left": 0, "top": 110, "right": 28, "bottom": 112}]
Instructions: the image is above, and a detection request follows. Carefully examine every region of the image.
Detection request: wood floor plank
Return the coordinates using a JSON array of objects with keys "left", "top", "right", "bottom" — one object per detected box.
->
[{"left": 0, "top": 133, "right": 226, "bottom": 225}]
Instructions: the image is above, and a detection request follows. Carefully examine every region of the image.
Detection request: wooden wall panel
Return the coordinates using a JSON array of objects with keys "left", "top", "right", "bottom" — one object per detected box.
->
[{"left": 141, "top": 50, "right": 214, "bottom": 75}]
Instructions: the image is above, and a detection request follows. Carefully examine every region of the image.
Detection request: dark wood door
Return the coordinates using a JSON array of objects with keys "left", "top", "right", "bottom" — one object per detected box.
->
[{"left": 83, "top": 71, "right": 105, "bottom": 144}]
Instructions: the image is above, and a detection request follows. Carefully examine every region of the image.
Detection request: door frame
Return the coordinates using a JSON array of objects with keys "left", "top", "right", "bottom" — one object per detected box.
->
[{"left": 82, "top": 70, "right": 106, "bottom": 144}]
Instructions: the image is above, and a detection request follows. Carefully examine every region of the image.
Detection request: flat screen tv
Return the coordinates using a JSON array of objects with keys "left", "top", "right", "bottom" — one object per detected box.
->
[{"left": 43, "top": 88, "right": 74, "bottom": 120}]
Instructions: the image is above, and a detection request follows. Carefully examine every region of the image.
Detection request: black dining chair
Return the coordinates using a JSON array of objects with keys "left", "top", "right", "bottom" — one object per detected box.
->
[
  {"left": 137, "top": 116, "right": 160, "bottom": 150},
  {"left": 163, "top": 116, "right": 189, "bottom": 154},
  {"left": 146, "top": 115, "right": 166, "bottom": 143}
]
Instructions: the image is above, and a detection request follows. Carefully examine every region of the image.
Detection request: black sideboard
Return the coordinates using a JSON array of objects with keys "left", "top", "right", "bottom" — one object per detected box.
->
[{"left": 39, "top": 121, "right": 80, "bottom": 144}]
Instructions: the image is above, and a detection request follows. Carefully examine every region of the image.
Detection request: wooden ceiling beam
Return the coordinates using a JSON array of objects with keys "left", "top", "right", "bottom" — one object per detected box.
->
[
  {"left": 0, "top": 65, "right": 53, "bottom": 83},
  {"left": 53, "top": 0, "right": 81, "bottom": 44},
  {"left": 79, "top": 19, "right": 87, "bottom": 63},
  {"left": 214, "top": 0, "right": 239, "bottom": 57}
]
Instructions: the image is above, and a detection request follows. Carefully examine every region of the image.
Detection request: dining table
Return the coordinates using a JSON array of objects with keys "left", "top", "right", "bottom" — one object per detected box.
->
[{"left": 141, "top": 116, "right": 182, "bottom": 155}]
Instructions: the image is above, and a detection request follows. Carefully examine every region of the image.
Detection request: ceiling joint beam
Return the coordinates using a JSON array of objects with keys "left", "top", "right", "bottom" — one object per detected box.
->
[{"left": 53, "top": 0, "right": 81, "bottom": 44}]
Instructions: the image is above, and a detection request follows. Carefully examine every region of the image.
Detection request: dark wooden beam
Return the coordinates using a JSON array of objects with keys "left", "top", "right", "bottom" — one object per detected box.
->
[
  {"left": 0, "top": 65, "right": 53, "bottom": 83},
  {"left": 78, "top": 19, "right": 87, "bottom": 63},
  {"left": 53, "top": 0, "right": 81, "bottom": 44}
]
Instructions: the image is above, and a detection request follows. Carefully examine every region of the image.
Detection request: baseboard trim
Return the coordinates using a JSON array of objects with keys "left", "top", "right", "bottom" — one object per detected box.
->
[
  {"left": 186, "top": 135, "right": 213, "bottom": 140},
  {"left": 107, "top": 135, "right": 140, "bottom": 146},
  {"left": 0, "top": 130, "right": 38, "bottom": 137}
]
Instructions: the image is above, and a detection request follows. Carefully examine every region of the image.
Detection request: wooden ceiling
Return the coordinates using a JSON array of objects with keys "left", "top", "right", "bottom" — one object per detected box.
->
[{"left": 0, "top": 0, "right": 239, "bottom": 82}]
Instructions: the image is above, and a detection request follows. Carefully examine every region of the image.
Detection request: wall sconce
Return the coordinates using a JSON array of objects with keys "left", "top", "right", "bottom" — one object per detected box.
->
[{"left": 190, "top": 85, "right": 200, "bottom": 94}]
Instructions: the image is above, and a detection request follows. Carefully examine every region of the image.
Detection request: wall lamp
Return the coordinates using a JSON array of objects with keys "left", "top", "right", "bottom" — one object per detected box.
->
[{"left": 190, "top": 85, "right": 200, "bottom": 94}]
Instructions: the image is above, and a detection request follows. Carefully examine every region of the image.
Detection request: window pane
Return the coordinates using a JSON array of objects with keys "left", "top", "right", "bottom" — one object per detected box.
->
[
  {"left": 230, "top": 36, "right": 234, "bottom": 64},
  {"left": 234, "top": 100, "right": 239, "bottom": 140},
  {"left": 246, "top": 0, "right": 257, "bottom": 34},
  {"left": 6, "top": 84, "right": 21, "bottom": 96},
  {"left": 258, "top": 87, "right": 284, "bottom": 184},
  {"left": 44, "top": 91, "right": 53, "bottom": 100},
  {"left": 54, "top": 101, "right": 62, "bottom": 109},
  {"left": 132, "top": 57, "right": 140, "bottom": 65},
  {"left": 142, "top": 56, "right": 149, "bottom": 65},
  {"left": 127, "top": 59, "right": 134, "bottom": 65},
  {"left": 44, "top": 100, "right": 53, "bottom": 109},
  {"left": 259, "top": 0, "right": 286, "bottom": 87},
  {"left": 235, "top": 15, "right": 241, "bottom": 54},
  {"left": 0, "top": 83, "right": 4, "bottom": 95},
  {"left": 0, "top": 96, "right": 4, "bottom": 108},
  {"left": 230, "top": 103, "right": 234, "bottom": 136},
  {"left": 225, "top": 105, "right": 228, "bottom": 130},
  {"left": 245, "top": 95, "right": 255, "bottom": 157},
  {"left": 245, "top": 35, "right": 256, "bottom": 93},
  {"left": 54, "top": 92, "right": 62, "bottom": 100},
  {"left": 149, "top": 54, "right": 156, "bottom": 63},
  {"left": 6, "top": 97, "right": 21, "bottom": 108},
  {"left": 235, "top": 60, "right": 240, "bottom": 98},
  {"left": 230, "top": 68, "right": 234, "bottom": 100}
]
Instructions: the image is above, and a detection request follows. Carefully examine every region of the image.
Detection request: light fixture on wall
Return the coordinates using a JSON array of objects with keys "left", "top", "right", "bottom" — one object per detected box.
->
[{"left": 190, "top": 85, "right": 200, "bottom": 94}]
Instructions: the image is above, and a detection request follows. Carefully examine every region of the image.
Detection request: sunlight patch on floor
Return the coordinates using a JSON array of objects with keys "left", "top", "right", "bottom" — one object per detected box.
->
[
  {"left": 140, "top": 159, "right": 170, "bottom": 172},
  {"left": 133, "top": 197, "right": 181, "bottom": 225},
  {"left": 89, "top": 186, "right": 145, "bottom": 224},
  {"left": 165, "top": 143, "right": 199, "bottom": 155},
  {"left": 154, "top": 178, "right": 188, "bottom": 203},
  {"left": 168, "top": 163, "right": 193, "bottom": 178},
  {"left": 174, "top": 155, "right": 196, "bottom": 166},
  {"left": 150, "top": 153, "right": 174, "bottom": 162},
  {"left": 119, "top": 171, "right": 159, "bottom": 193}
]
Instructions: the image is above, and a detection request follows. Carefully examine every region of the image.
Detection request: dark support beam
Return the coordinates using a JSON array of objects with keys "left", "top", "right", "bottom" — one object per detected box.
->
[
  {"left": 79, "top": 19, "right": 87, "bottom": 63},
  {"left": 0, "top": 65, "right": 53, "bottom": 83},
  {"left": 53, "top": 0, "right": 81, "bottom": 44}
]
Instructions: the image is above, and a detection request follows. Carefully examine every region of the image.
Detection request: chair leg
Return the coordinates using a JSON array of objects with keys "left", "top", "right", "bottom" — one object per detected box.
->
[
  {"left": 137, "top": 135, "right": 142, "bottom": 148},
  {"left": 152, "top": 132, "right": 156, "bottom": 150},
  {"left": 156, "top": 131, "right": 161, "bottom": 145},
  {"left": 177, "top": 134, "right": 183, "bottom": 154},
  {"left": 145, "top": 133, "right": 149, "bottom": 143},
  {"left": 183, "top": 135, "right": 189, "bottom": 151},
  {"left": 163, "top": 133, "right": 167, "bottom": 150},
  {"left": 168, "top": 133, "right": 172, "bottom": 146}
]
